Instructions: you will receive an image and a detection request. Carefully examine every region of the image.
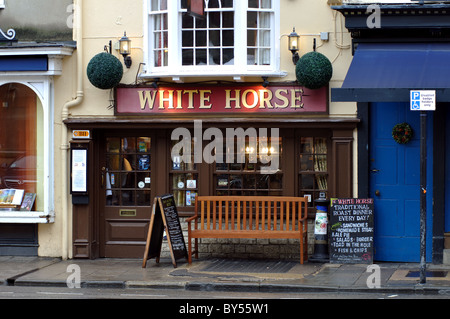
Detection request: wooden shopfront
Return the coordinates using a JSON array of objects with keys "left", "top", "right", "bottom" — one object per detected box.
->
[{"left": 66, "top": 83, "right": 358, "bottom": 259}]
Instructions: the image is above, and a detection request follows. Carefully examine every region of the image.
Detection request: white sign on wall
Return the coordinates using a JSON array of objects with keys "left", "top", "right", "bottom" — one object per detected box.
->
[{"left": 410, "top": 90, "right": 436, "bottom": 111}]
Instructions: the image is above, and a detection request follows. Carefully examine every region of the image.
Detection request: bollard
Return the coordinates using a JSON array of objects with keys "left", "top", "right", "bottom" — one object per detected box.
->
[{"left": 309, "top": 192, "right": 330, "bottom": 263}]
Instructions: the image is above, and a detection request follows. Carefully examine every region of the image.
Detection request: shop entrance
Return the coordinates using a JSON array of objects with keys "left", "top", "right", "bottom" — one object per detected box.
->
[
  {"left": 369, "top": 102, "right": 432, "bottom": 262},
  {"left": 98, "top": 133, "right": 154, "bottom": 258}
]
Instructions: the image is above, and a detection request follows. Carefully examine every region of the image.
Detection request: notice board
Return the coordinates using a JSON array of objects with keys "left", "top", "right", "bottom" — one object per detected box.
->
[
  {"left": 330, "top": 198, "right": 374, "bottom": 264},
  {"left": 142, "top": 194, "right": 188, "bottom": 268}
]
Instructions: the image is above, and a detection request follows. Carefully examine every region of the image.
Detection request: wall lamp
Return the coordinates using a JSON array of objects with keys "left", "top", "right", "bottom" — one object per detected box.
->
[
  {"left": 288, "top": 27, "right": 300, "bottom": 65},
  {"left": 119, "top": 32, "right": 132, "bottom": 68}
]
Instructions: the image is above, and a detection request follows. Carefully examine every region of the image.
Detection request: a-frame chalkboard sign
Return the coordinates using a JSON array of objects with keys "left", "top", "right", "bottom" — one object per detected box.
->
[{"left": 142, "top": 194, "right": 188, "bottom": 268}]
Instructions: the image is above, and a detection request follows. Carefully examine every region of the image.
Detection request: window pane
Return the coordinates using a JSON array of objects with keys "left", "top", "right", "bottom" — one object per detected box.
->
[
  {"left": 223, "top": 12, "right": 234, "bottom": 28},
  {"left": 151, "top": 0, "right": 159, "bottom": 11},
  {"left": 182, "top": 31, "right": 193, "bottom": 46},
  {"left": 182, "top": 49, "right": 194, "bottom": 65},
  {"left": 0, "top": 83, "right": 43, "bottom": 211},
  {"left": 195, "top": 30, "right": 207, "bottom": 46},
  {"left": 262, "top": 0, "right": 271, "bottom": 9},
  {"left": 223, "top": 49, "right": 234, "bottom": 65},
  {"left": 248, "top": 0, "right": 258, "bottom": 8},
  {"left": 222, "top": 30, "right": 234, "bottom": 46}
]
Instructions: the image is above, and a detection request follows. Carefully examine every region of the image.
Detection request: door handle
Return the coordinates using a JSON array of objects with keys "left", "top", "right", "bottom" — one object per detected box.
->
[
  {"left": 101, "top": 167, "right": 106, "bottom": 187},
  {"left": 371, "top": 169, "right": 380, "bottom": 173},
  {"left": 375, "top": 190, "right": 380, "bottom": 196}
]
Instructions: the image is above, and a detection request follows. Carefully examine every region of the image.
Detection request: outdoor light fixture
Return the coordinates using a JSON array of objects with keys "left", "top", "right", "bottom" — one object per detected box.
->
[
  {"left": 119, "top": 32, "right": 132, "bottom": 68},
  {"left": 288, "top": 27, "right": 300, "bottom": 65}
]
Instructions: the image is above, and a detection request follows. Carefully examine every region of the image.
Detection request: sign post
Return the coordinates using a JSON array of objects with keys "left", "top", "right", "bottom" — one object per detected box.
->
[{"left": 410, "top": 90, "right": 435, "bottom": 284}]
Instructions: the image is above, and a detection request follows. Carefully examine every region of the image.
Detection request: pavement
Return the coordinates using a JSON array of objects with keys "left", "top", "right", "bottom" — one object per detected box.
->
[{"left": 1, "top": 256, "right": 450, "bottom": 296}]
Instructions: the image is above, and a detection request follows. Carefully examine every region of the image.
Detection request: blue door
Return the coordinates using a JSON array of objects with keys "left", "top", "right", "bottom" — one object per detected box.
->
[{"left": 369, "top": 102, "right": 432, "bottom": 262}]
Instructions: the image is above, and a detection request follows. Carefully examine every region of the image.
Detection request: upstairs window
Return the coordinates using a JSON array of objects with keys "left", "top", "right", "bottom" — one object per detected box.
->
[{"left": 144, "top": 0, "right": 281, "bottom": 78}]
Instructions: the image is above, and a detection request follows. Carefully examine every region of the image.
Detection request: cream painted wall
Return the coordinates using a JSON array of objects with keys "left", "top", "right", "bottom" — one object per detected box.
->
[{"left": 38, "top": 53, "right": 77, "bottom": 257}]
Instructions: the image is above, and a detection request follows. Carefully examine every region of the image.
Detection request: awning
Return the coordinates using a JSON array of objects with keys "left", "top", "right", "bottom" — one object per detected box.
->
[{"left": 332, "top": 43, "right": 450, "bottom": 102}]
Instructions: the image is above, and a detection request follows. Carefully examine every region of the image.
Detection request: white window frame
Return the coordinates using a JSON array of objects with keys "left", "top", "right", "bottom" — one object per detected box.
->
[
  {"left": 0, "top": 0, "right": 5, "bottom": 9},
  {"left": 142, "top": 0, "right": 284, "bottom": 80},
  {"left": 0, "top": 46, "right": 73, "bottom": 224}
]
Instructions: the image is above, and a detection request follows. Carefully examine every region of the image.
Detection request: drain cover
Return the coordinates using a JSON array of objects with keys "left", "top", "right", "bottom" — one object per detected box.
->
[
  {"left": 406, "top": 270, "right": 448, "bottom": 278},
  {"left": 200, "top": 259, "right": 297, "bottom": 274}
]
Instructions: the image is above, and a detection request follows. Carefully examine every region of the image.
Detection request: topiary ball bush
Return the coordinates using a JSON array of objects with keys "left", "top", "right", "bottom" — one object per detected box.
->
[
  {"left": 87, "top": 52, "right": 123, "bottom": 90},
  {"left": 296, "top": 51, "right": 333, "bottom": 90}
]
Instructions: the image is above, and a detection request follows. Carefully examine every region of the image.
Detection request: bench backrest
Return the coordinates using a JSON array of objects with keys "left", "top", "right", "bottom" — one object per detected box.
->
[{"left": 195, "top": 196, "right": 308, "bottom": 232}]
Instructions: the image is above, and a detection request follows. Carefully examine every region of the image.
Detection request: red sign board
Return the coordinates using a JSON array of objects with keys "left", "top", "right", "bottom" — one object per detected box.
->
[{"left": 115, "top": 84, "right": 328, "bottom": 115}]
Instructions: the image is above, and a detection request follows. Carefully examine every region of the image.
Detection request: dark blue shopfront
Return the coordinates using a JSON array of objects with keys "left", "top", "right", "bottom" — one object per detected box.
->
[{"left": 333, "top": 42, "right": 450, "bottom": 263}]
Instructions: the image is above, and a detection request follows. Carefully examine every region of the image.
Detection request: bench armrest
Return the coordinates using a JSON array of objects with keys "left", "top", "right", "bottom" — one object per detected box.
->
[{"left": 186, "top": 215, "right": 199, "bottom": 231}]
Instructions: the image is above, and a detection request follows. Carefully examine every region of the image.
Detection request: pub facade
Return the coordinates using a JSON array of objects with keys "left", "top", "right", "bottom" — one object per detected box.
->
[
  {"left": 63, "top": 0, "right": 358, "bottom": 260},
  {"left": 2, "top": 0, "right": 359, "bottom": 260}
]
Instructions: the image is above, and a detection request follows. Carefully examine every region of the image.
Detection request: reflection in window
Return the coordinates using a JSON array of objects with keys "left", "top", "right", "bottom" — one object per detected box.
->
[
  {"left": 215, "top": 135, "right": 282, "bottom": 196},
  {"left": 0, "top": 83, "right": 43, "bottom": 211},
  {"left": 181, "top": 0, "right": 235, "bottom": 66}
]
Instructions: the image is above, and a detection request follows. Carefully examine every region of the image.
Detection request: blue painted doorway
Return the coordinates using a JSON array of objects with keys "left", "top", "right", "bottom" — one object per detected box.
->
[{"left": 369, "top": 102, "right": 432, "bottom": 262}]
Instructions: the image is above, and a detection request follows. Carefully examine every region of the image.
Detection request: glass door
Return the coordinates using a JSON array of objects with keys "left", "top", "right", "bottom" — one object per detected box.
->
[{"left": 100, "top": 134, "right": 153, "bottom": 258}]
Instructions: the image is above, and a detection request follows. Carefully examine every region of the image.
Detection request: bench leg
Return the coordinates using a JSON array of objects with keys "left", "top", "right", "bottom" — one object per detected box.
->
[
  {"left": 194, "top": 238, "right": 198, "bottom": 259},
  {"left": 188, "top": 238, "right": 192, "bottom": 264}
]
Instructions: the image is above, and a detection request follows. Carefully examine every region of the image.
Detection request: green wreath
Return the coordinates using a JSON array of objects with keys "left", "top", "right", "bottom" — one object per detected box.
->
[{"left": 392, "top": 123, "right": 413, "bottom": 144}]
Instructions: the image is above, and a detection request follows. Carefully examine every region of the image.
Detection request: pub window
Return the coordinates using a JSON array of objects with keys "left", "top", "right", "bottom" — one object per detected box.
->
[
  {"left": 247, "top": 0, "right": 273, "bottom": 66},
  {"left": 181, "top": 0, "right": 235, "bottom": 66},
  {"left": 149, "top": 0, "right": 168, "bottom": 67},
  {"left": 144, "top": 0, "right": 280, "bottom": 77},
  {"left": 299, "top": 136, "right": 329, "bottom": 208},
  {"left": 215, "top": 135, "right": 282, "bottom": 196},
  {"left": 0, "top": 83, "right": 44, "bottom": 211},
  {"left": 105, "top": 137, "right": 152, "bottom": 207},
  {"left": 170, "top": 138, "right": 198, "bottom": 208}
]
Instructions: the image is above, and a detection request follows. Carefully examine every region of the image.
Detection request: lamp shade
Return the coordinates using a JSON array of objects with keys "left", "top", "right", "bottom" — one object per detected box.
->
[
  {"left": 119, "top": 32, "right": 131, "bottom": 56},
  {"left": 288, "top": 28, "right": 300, "bottom": 52}
]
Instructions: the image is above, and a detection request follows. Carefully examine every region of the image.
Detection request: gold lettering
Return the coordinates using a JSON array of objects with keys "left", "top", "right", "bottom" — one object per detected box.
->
[
  {"left": 176, "top": 90, "right": 183, "bottom": 109},
  {"left": 275, "top": 89, "right": 289, "bottom": 108},
  {"left": 183, "top": 90, "right": 198, "bottom": 109},
  {"left": 259, "top": 89, "right": 273, "bottom": 109},
  {"left": 199, "top": 90, "right": 212, "bottom": 109},
  {"left": 242, "top": 89, "right": 258, "bottom": 109},
  {"left": 159, "top": 90, "right": 174, "bottom": 109},
  {"left": 225, "top": 89, "right": 241, "bottom": 109},
  {"left": 138, "top": 90, "right": 157, "bottom": 110},
  {"left": 291, "top": 89, "right": 303, "bottom": 108}
]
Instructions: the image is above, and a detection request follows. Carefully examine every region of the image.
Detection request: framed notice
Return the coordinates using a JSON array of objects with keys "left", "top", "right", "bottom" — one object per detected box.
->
[{"left": 71, "top": 148, "right": 88, "bottom": 194}]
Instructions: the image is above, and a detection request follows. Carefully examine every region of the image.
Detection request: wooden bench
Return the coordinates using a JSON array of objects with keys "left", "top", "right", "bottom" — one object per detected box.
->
[{"left": 187, "top": 196, "right": 308, "bottom": 264}]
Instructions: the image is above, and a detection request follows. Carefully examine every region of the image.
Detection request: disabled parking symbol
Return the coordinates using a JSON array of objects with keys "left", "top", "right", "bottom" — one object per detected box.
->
[{"left": 411, "top": 91, "right": 421, "bottom": 110}]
